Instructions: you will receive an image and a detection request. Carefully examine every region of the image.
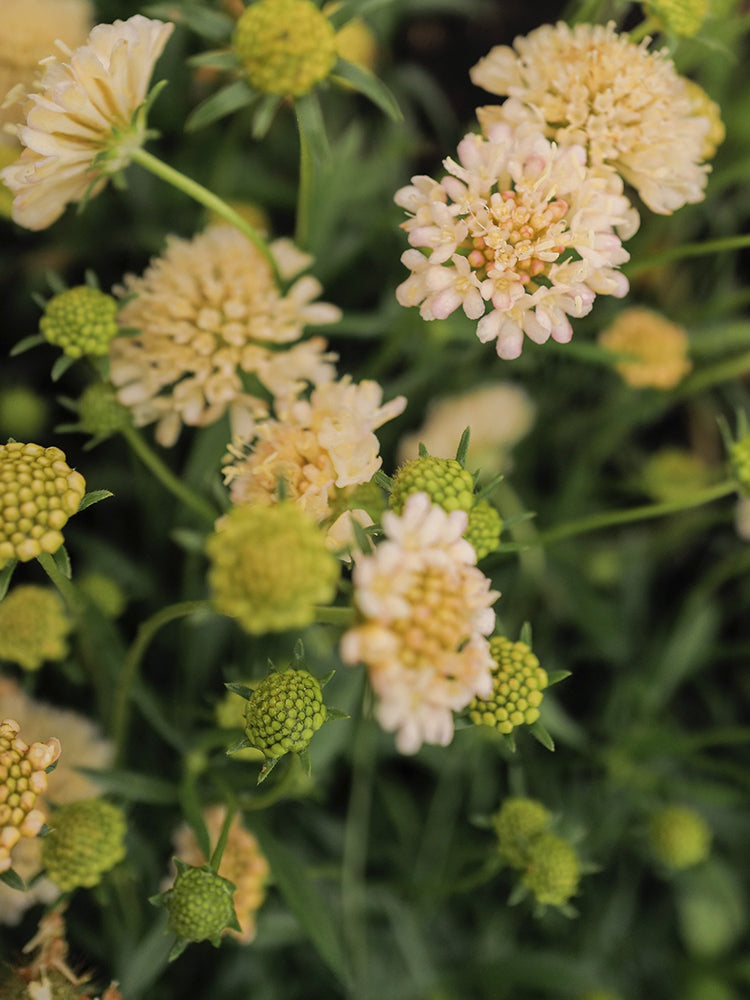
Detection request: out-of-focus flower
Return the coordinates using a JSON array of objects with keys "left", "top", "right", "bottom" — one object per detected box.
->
[
  {"left": 470, "top": 22, "right": 712, "bottom": 215},
  {"left": 207, "top": 502, "right": 340, "bottom": 635},
  {"left": 0, "top": 442, "right": 86, "bottom": 568},
  {"left": 110, "top": 226, "right": 340, "bottom": 447},
  {"left": 598, "top": 307, "right": 692, "bottom": 389},
  {"left": 682, "top": 80, "right": 725, "bottom": 160},
  {"left": 0, "top": 585, "right": 71, "bottom": 671},
  {"left": 640, "top": 448, "right": 714, "bottom": 502},
  {"left": 521, "top": 831, "right": 581, "bottom": 907},
  {"left": 395, "top": 123, "right": 631, "bottom": 360},
  {"left": 644, "top": 0, "right": 709, "bottom": 37},
  {"left": 648, "top": 805, "right": 712, "bottom": 870},
  {"left": 0, "top": 676, "right": 114, "bottom": 924},
  {"left": 0, "top": 384, "right": 49, "bottom": 440},
  {"left": 171, "top": 806, "right": 269, "bottom": 943},
  {"left": 340, "top": 492, "right": 499, "bottom": 754},
  {"left": 1, "top": 15, "right": 173, "bottom": 230},
  {"left": 0, "top": 145, "right": 19, "bottom": 218},
  {"left": 398, "top": 382, "right": 536, "bottom": 477},
  {"left": 41, "top": 798, "right": 126, "bottom": 891},
  {"left": 39, "top": 286, "right": 119, "bottom": 358},
  {"left": 464, "top": 499, "right": 503, "bottom": 560},
  {"left": 0, "top": 0, "right": 93, "bottom": 144},
  {"left": 326, "top": 3, "right": 378, "bottom": 73},
  {"left": 735, "top": 496, "right": 750, "bottom": 541},
  {"left": 468, "top": 635, "right": 548, "bottom": 735},
  {"left": 0, "top": 718, "right": 61, "bottom": 873},
  {"left": 233, "top": 0, "right": 337, "bottom": 98},
  {"left": 492, "top": 796, "right": 552, "bottom": 869}
]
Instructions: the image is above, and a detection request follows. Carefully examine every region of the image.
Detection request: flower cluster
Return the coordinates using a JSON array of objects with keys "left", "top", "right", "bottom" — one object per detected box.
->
[
  {"left": 0, "top": 585, "right": 70, "bottom": 671},
  {"left": 598, "top": 308, "right": 692, "bottom": 389},
  {"left": 341, "top": 493, "right": 499, "bottom": 754}
]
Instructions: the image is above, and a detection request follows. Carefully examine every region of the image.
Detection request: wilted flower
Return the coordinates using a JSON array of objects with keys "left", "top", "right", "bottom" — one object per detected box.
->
[
  {"left": 598, "top": 307, "right": 692, "bottom": 389},
  {"left": 395, "top": 122, "right": 632, "bottom": 359},
  {"left": 110, "top": 226, "right": 340, "bottom": 447},
  {"left": 1, "top": 15, "right": 174, "bottom": 230},
  {"left": 340, "top": 493, "right": 499, "bottom": 754},
  {"left": 470, "top": 21, "right": 713, "bottom": 214}
]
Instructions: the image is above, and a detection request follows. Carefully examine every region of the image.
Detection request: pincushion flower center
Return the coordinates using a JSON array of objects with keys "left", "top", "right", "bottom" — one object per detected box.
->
[{"left": 397, "top": 567, "right": 468, "bottom": 667}]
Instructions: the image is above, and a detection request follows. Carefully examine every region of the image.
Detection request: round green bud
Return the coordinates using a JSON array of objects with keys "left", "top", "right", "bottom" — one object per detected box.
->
[
  {"left": 42, "top": 798, "right": 127, "bottom": 891},
  {"left": 464, "top": 498, "right": 502, "bottom": 560},
  {"left": 641, "top": 448, "right": 712, "bottom": 503},
  {"left": 648, "top": 805, "right": 711, "bottom": 871},
  {"left": 390, "top": 457, "right": 475, "bottom": 515},
  {"left": 521, "top": 831, "right": 581, "bottom": 907},
  {"left": 165, "top": 865, "right": 237, "bottom": 943},
  {"left": 492, "top": 796, "right": 551, "bottom": 869},
  {"left": 233, "top": 0, "right": 337, "bottom": 98},
  {"left": 0, "top": 584, "right": 70, "bottom": 671},
  {"left": 77, "top": 382, "right": 131, "bottom": 438},
  {"left": 0, "top": 385, "right": 48, "bottom": 440},
  {"left": 39, "top": 286, "right": 119, "bottom": 358},
  {"left": 644, "top": 0, "right": 708, "bottom": 36},
  {"left": 78, "top": 572, "right": 127, "bottom": 619},
  {"left": 245, "top": 668, "right": 327, "bottom": 759},
  {"left": 468, "top": 636, "right": 548, "bottom": 735}
]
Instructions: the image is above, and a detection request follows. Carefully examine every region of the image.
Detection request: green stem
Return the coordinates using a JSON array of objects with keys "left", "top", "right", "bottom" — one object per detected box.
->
[
  {"left": 626, "top": 233, "right": 750, "bottom": 279},
  {"left": 314, "top": 605, "right": 356, "bottom": 627},
  {"left": 37, "top": 552, "right": 82, "bottom": 614},
  {"left": 295, "top": 105, "right": 314, "bottom": 250},
  {"left": 121, "top": 424, "right": 218, "bottom": 526},
  {"left": 629, "top": 16, "right": 660, "bottom": 44},
  {"left": 209, "top": 805, "right": 237, "bottom": 872},
  {"left": 112, "top": 600, "right": 210, "bottom": 763},
  {"left": 538, "top": 480, "right": 736, "bottom": 547},
  {"left": 128, "top": 146, "right": 282, "bottom": 285},
  {"left": 673, "top": 349, "right": 750, "bottom": 399}
]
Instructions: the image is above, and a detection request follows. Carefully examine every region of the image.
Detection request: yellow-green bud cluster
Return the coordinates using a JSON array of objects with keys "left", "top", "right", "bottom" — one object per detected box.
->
[
  {"left": 648, "top": 805, "right": 712, "bottom": 871},
  {"left": 0, "top": 585, "right": 70, "bottom": 671},
  {"left": 0, "top": 385, "right": 48, "bottom": 440},
  {"left": 165, "top": 864, "right": 238, "bottom": 944},
  {"left": 244, "top": 669, "right": 327, "bottom": 759},
  {"left": 468, "top": 636, "right": 548, "bottom": 735},
  {"left": 42, "top": 798, "right": 127, "bottom": 891},
  {"left": 207, "top": 503, "right": 340, "bottom": 635},
  {"left": 492, "top": 797, "right": 551, "bottom": 869},
  {"left": 0, "top": 442, "right": 86, "bottom": 568},
  {"left": 78, "top": 572, "right": 127, "bottom": 619},
  {"left": 233, "top": 0, "right": 337, "bottom": 98},
  {"left": 644, "top": 0, "right": 708, "bottom": 36},
  {"left": 730, "top": 436, "right": 750, "bottom": 496},
  {"left": 521, "top": 831, "right": 581, "bottom": 907},
  {"left": 39, "top": 286, "right": 119, "bottom": 358},
  {"left": 390, "top": 457, "right": 475, "bottom": 514},
  {"left": 464, "top": 498, "right": 503, "bottom": 560},
  {"left": 77, "top": 382, "right": 131, "bottom": 438}
]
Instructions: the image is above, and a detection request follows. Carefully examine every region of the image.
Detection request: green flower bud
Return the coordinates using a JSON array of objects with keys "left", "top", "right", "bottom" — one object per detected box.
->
[
  {"left": 389, "top": 457, "right": 475, "bottom": 514},
  {"left": 39, "top": 286, "right": 119, "bottom": 358},
  {"left": 0, "top": 385, "right": 48, "bottom": 440},
  {"left": 78, "top": 572, "right": 127, "bottom": 619},
  {"left": 648, "top": 805, "right": 711, "bottom": 871},
  {"left": 245, "top": 668, "right": 327, "bottom": 759},
  {"left": 164, "top": 862, "right": 239, "bottom": 945},
  {"left": 730, "top": 435, "right": 750, "bottom": 497},
  {"left": 464, "top": 498, "right": 502, "bottom": 560},
  {"left": 0, "top": 585, "right": 70, "bottom": 671},
  {"left": 492, "top": 796, "right": 551, "bottom": 869},
  {"left": 233, "top": 0, "right": 337, "bottom": 98},
  {"left": 77, "top": 382, "right": 131, "bottom": 439},
  {"left": 644, "top": 0, "right": 708, "bottom": 36},
  {"left": 468, "top": 636, "right": 548, "bottom": 735},
  {"left": 42, "top": 798, "right": 127, "bottom": 891},
  {"left": 521, "top": 831, "right": 580, "bottom": 908}
]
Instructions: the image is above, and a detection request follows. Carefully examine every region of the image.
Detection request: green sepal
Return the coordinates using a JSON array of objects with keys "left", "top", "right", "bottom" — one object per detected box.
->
[
  {"left": 326, "top": 0, "right": 398, "bottom": 30},
  {"left": 351, "top": 515, "right": 373, "bottom": 555},
  {"left": 0, "top": 867, "right": 25, "bottom": 891},
  {"left": 298, "top": 748, "right": 312, "bottom": 777},
  {"left": 291, "top": 639, "right": 306, "bottom": 668},
  {"left": 167, "top": 938, "right": 189, "bottom": 962},
  {"left": 187, "top": 49, "right": 241, "bottom": 71},
  {"left": 52, "top": 544, "right": 72, "bottom": 579},
  {"left": 226, "top": 735, "right": 254, "bottom": 756},
  {"left": 144, "top": 2, "right": 234, "bottom": 41},
  {"left": 31, "top": 292, "right": 49, "bottom": 310},
  {"left": 455, "top": 427, "right": 471, "bottom": 467},
  {"left": 474, "top": 472, "right": 505, "bottom": 502},
  {"left": 78, "top": 489, "right": 114, "bottom": 512},
  {"left": 529, "top": 721, "right": 555, "bottom": 752},
  {"left": 171, "top": 528, "right": 207, "bottom": 553},
  {"left": 325, "top": 707, "right": 350, "bottom": 721},
  {"left": 185, "top": 79, "right": 257, "bottom": 133},
  {"left": 518, "top": 621, "right": 533, "bottom": 647},
  {"left": 503, "top": 732, "right": 517, "bottom": 754},
  {"left": 331, "top": 58, "right": 403, "bottom": 122},
  {"left": 0, "top": 559, "right": 17, "bottom": 601},
  {"left": 50, "top": 354, "right": 77, "bottom": 383},
  {"left": 44, "top": 759, "right": 58, "bottom": 775},
  {"left": 10, "top": 333, "right": 45, "bottom": 357},
  {"left": 224, "top": 682, "right": 255, "bottom": 702},
  {"left": 418, "top": 442, "right": 430, "bottom": 458},
  {"left": 374, "top": 470, "right": 393, "bottom": 490},
  {"left": 319, "top": 669, "right": 335, "bottom": 689},
  {"left": 502, "top": 510, "right": 537, "bottom": 527},
  {"left": 295, "top": 91, "right": 330, "bottom": 167},
  {"left": 251, "top": 95, "right": 283, "bottom": 139},
  {"left": 257, "top": 755, "right": 280, "bottom": 784},
  {"left": 507, "top": 881, "right": 529, "bottom": 906},
  {"left": 546, "top": 670, "right": 572, "bottom": 687},
  {"left": 37, "top": 823, "right": 51, "bottom": 838},
  {"left": 83, "top": 269, "right": 100, "bottom": 289}
]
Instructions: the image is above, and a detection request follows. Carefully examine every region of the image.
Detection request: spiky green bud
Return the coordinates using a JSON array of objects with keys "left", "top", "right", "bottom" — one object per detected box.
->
[
  {"left": 42, "top": 798, "right": 127, "bottom": 891},
  {"left": 76, "top": 382, "right": 131, "bottom": 439},
  {"left": 464, "top": 498, "right": 502, "bottom": 560},
  {"left": 521, "top": 832, "right": 580, "bottom": 907},
  {"left": 245, "top": 669, "right": 327, "bottom": 759},
  {"left": 389, "top": 457, "right": 475, "bottom": 515},
  {"left": 39, "top": 286, "right": 119, "bottom": 358},
  {"left": 648, "top": 805, "right": 712, "bottom": 871},
  {"left": 492, "top": 796, "right": 551, "bottom": 869},
  {"left": 163, "top": 862, "right": 239, "bottom": 945},
  {"left": 468, "top": 636, "right": 548, "bottom": 735}
]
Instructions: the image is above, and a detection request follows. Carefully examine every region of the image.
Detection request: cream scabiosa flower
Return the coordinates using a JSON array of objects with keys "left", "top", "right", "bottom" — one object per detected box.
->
[
  {"left": 109, "top": 226, "right": 340, "bottom": 447},
  {"left": 340, "top": 493, "right": 499, "bottom": 754},
  {"left": 1, "top": 15, "right": 173, "bottom": 230},
  {"left": 395, "top": 122, "right": 632, "bottom": 360},
  {"left": 470, "top": 21, "right": 713, "bottom": 215}
]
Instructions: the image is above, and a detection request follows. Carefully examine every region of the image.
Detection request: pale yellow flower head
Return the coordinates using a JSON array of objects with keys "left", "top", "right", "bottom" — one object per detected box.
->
[
  {"left": 682, "top": 80, "right": 725, "bottom": 160},
  {"left": 641, "top": 448, "right": 714, "bottom": 502},
  {"left": 110, "top": 226, "right": 340, "bottom": 447},
  {"left": 598, "top": 307, "right": 692, "bottom": 389},
  {"left": 1, "top": 15, "right": 173, "bottom": 230},
  {"left": 170, "top": 806, "right": 270, "bottom": 943},
  {"left": 0, "top": 585, "right": 71, "bottom": 671},
  {"left": 471, "top": 22, "right": 713, "bottom": 214},
  {"left": 340, "top": 493, "right": 499, "bottom": 754}
]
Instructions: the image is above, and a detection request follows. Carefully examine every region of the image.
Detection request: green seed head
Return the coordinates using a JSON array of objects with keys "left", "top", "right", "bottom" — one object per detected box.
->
[
  {"left": 464, "top": 498, "right": 503, "bottom": 560},
  {"left": 42, "top": 798, "right": 127, "bottom": 891},
  {"left": 389, "top": 456, "right": 475, "bottom": 514},
  {"left": 492, "top": 796, "right": 552, "bottom": 869},
  {"left": 77, "top": 382, "right": 131, "bottom": 439},
  {"left": 165, "top": 864, "right": 238, "bottom": 944},
  {"left": 39, "top": 286, "right": 119, "bottom": 358},
  {"left": 648, "top": 805, "right": 712, "bottom": 870},
  {"left": 468, "top": 636, "right": 548, "bottom": 735},
  {"left": 245, "top": 668, "right": 327, "bottom": 759},
  {"left": 521, "top": 831, "right": 581, "bottom": 907}
]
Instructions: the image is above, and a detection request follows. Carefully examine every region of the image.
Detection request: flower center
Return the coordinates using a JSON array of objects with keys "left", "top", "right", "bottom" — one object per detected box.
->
[{"left": 395, "top": 566, "right": 468, "bottom": 668}]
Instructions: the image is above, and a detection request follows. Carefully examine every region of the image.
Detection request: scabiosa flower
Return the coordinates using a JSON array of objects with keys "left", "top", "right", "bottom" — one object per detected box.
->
[
  {"left": 170, "top": 806, "right": 269, "bottom": 943},
  {"left": 468, "top": 635, "right": 548, "bottom": 734},
  {"left": 598, "top": 307, "right": 692, "bottom": 389},
  {"left": 521, "top": 831, "right": 581, "bottom": 908},
  {"left": 42, "top": 798, "right": 126, "bottom": 891},
  {"left": 0, "top": 718, "right": 61, "bottom": 874},
  {"left": 395, "top": 122, "right": 631, "bottom": 360},
  {"left": 109, "top": 226, "right": 340, "bottom": 447},
  {"left": 243, "top": 668, "right": 327, "bottom": 760},
  {"left": 156, "top": 861, "right": 240, "bottom": 951},
  {"left": 389, "top": 456, "right": 475, "bottom": 515},
  {"left": 648, "top": 805, "right": 712, "bottom": 870},
  {"left": 464, "top": 499, "right": 503, "bottom": 560},
  {"left": 0, "top": 15, "right": 174, "bottom": 230},
  {"left": 0, "top": 585, "right": 70, "bottom": 671},
  {"left": 39, "top": 286, "right": 119, "bottom": 358},
  {"left": 492, "top": 796, "right": 552, "bottom": 869},
  {"left": 340, "top": 492, "right": 499, "bottom": 754},
  {"left": 470, "top": 22, "right": 713, "bottom": 215},
  {"left": 0, "top": 442, "right": 86, "bottom": 568}
]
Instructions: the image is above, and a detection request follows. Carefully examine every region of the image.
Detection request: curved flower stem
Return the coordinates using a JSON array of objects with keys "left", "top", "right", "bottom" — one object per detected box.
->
[
  {"left": 629, "top": 16, "right": 660, "bottom": 44},
  {"left": 121, "top": 425, "right": 218, "bottom": 527},
  {"left": 112, "top": 600, "right": 211, "bottom": 764},
  {"left": 673, "top": 350, "right": 750, "bottom": 398},
  {"left": 538, "top": 480, "right": 736, "bottom": 547},
  {"left": 626, "top": 233, "right": 750, "bottom": 279},
  {"left": 128, "top": 146, "right": 282, "bottom": 285},
  {"left": 296, "top": 109, "right": 314, "bottom": 251}
]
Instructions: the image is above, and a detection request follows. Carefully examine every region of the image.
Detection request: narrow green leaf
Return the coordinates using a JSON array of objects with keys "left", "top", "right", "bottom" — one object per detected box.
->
[
  {"left": 295, "top": 92, "right": 330, "bottom": 166},
  {"left": 187, "top": 50, "right": 241, "bottom": 70},
  {"left": 225, "top": 682, "right": 255, "bottom": 701},
  {"left": 251, "top": 95, "right": 283, "bottom": 139},
  {"left": 144, "top": 3, "right": 234, "bottom": 41},
  {"left": 546, "top": 670, "right": 572, "bottom": 687},
  {"left": 78, "top": 489, "right": 114, "bottom": 512},
  {"left": 326, "top": 0, "right": 398, "bottom": 28},
  {"left": 0, "top": 560, "right": 17, "bottom": 601},
  {"left": 529, "top": 721, "right": 555, "bottom": 752},
  {"left": 331, "top": 58, "right": 403, "bottom": 122},
  {"left": 171, "top": 528, "right": 207, "bottom": 553},
  {"left": 519, "top": 621, "right": 533, "bottom": 647},
  {"left": 185, "top": 80, "right": 257, "bottom": 133},
  {"left": 418, "top": 442, "right": 429, "bottom": 458},
  {"left": 45, "top": 270, "right": 67, "bottom": 295},
  {"left": 52, "top": 544, "right": 72, "bottom": 580},
  {"left": 77, "top": 767, "right": 179, "bottom": 804},
  {"left": 374, "top": 470, "right": 393, "bottom": 490},
  {"left": 0, "top": 867, "right": 25, "bottom": 891},
  {"left": 257, "top": 756, "right": 279, "bottom": 784},
  {"left": 50, "top": 354, "right": 77, "bottom": 382},
  {"left": 9, "top": 334, "right": 45, "bottom": 357},
  {"left": 455, "top": 427, "right": 471, "bottom": 466}
]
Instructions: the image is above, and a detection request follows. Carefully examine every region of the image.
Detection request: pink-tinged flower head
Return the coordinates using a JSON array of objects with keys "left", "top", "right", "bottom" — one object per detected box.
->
[{"left": 340, "top": 493, "right": 499, "bottom": 754}]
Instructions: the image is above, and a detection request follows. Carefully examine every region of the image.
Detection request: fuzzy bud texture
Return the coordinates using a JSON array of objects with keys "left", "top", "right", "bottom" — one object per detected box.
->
[
  {"left": 468, "top": 636, "right": 548, "bottom": 734},
  {"left": 40, "top": 287, "right": 119, "bottom": 358},
  {"left": 234, "top": 0, "right": 337, "bottom": 98},
  {"left": 244, "top": 669, "right": 327, "bottom": 759},
  {"left": 521, "top": 831, "right": 581, "bottom": 907},
  {"left": 0, "top": 718, "right": 61, "bottom": 874},
  {"left": 390, "top": 457, "right": 475, "bottom": 514},
  {"left": 464, "top": 499, "right": 503, "bottom": 560},
  {"left": 165, "top": 865, "right": 238, "bottom": 944},
  {"left": 76, "top": 383, "right": 131, "bottom": 439},
  {"left": 598, "top": 308, "right": 692, "bottom": 389},
  {"left": 648, "top": 805, "right": 712, "bottom": 870},
  {"left": 0, "top": 585, "right": 70, "bottom": 671},
  {"left": 0, "top": 442, "right": 86, "bottom": 567},
  {"left": 207, "top": 503, "right": 340, "bottom": 635},
  {"left": 42, "top": 798, "right": 126, "bottom": 890},
  {"left": 492, "top": 796, "right": 551, "bottom": 869}
]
